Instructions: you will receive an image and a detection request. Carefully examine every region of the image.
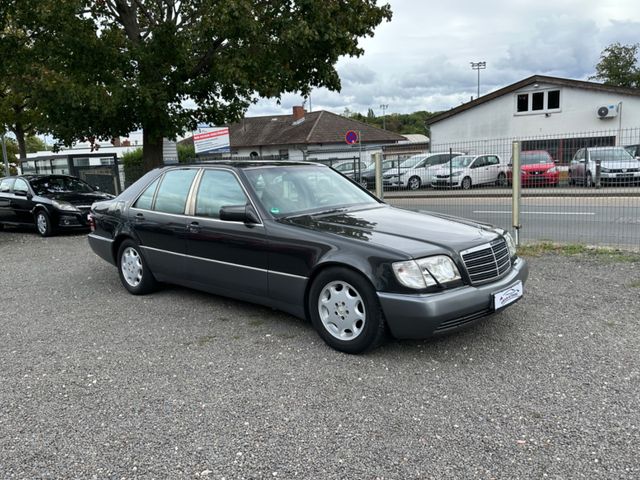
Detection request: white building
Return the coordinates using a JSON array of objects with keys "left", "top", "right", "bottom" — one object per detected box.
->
[{"left": 427, "top": 75, "right": 640, "bottom": 163}]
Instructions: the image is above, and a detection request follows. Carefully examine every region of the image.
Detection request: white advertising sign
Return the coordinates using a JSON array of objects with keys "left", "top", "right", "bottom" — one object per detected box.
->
[{"left": 193, "top": 127, "right": 230, "bottom": 154}]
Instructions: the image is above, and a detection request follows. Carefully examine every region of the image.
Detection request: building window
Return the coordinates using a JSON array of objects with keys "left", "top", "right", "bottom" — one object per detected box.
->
[
  {"left": 515, "top": 89, "right": 561, "bottom": 114},
  {"left": 547, "top": 90, "right": 560, "bottom": 109},
  {"left": 517, "top": 94, "right": 528, "bottom": 112},
  {"left": 532, "top": 92, "right": 544, "bottom": 111},
  {"left": 279, "top": 149, "right": 289, "bottom": 160}
]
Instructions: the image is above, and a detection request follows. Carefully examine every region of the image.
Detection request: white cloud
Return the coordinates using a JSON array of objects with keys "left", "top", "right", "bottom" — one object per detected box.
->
[{"left": 248, "top": 0, "right": 640, "bottom": 116}]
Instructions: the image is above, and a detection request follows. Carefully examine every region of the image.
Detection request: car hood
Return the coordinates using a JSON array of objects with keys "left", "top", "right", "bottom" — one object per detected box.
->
[
  {"left": 595, "top": 160, "right": 639, "bottom": 169},
  {"left": 41, "top": 192, "right": 115, "bottom": 204},
  {"left": 431, "top": 166, "right": 465, "bottom": 175},
  {"left": 521, "top": 163, "right": 554, "bottom": 171},
  {"left": 282, "top": 205, "right": 501, "bottom": 258}
]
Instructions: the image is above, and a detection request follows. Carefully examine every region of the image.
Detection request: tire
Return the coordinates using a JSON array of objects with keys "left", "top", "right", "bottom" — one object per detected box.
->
[
  {"left": 35, "top": 210, "right": 53, "bottom": 237},
  {"left": 407, "top": 176, "right": 421, "bottom": 191},
  {"left": 117, "top": 239, "right": 157, "bottom": 295},
  {"left": 568, "top": 173, "right": 575, "bottom": 186},
  {"left": 461, "top": 176, "right": 472, "bottom": 190},
  {"left": 308, "top": 267, "right": 386, "bottom": 354},
  {"left": 495, "top": 172, "right": 507, "bottom": 187}
]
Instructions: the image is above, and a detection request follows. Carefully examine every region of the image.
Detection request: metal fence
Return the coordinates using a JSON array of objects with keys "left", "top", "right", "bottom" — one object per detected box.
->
[{"left": 378, "top": 127, "right": 640, "bottom": 250}]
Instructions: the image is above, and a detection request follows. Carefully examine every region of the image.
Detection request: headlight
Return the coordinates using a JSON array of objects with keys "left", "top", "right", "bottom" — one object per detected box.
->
[
  {"left": 503, "top": 232, "right": 517, "bottom": 257},
  {"left": 600, "top": 167, "right": 610, "bottom": 173},
  {"left": 451, "top": 171, "right": 462, "bottom": 177},
  {"left": 520, "top": 169, "right": 527, "bottom": 174},
  {"left": 547, "top": 167, "right": 558, "bottom": 173},
  {"left": 392, "top": 255, "right": 461, "bottom": 289},
  {"left": 52, "top": 200, "right": 80, "bottom": 212}
]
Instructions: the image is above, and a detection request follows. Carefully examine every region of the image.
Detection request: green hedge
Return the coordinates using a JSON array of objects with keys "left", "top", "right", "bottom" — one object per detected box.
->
[{"left": 122, "top": 148, "right": 144, "bottom": 187}]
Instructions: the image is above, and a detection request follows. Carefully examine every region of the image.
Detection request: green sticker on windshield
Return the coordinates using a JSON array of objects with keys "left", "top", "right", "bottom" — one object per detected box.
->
[{"left": 270, "top": 207, "right": 280, "bottom": 214}]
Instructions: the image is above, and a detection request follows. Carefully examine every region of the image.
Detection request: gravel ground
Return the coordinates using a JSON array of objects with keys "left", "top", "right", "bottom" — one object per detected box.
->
[{"left": 0, "top": 230, "right": 639, "bottom": 479}]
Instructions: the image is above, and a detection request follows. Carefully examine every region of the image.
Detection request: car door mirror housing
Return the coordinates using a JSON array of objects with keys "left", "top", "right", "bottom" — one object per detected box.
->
[
  {"left": 13, "top": 190, "right": 28, "bottom": 197},
  {"left": 220, "top": 204, "right": 260, "bottom": 224}
]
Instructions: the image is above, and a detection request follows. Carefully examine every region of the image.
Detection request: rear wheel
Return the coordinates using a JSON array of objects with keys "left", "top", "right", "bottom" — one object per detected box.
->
[
  {"left": 407, "top": 176, "right": 421, "bottom": 191},
  {"left": 308, "top": 267, "right": 386, "bottom": 354},
  {"left": 461, "top": 176, "right": 472, "bottom": 190},
  {"left": 117, "top": 239, "right": 157, "bottom": 295},
  {"left": 496, "top": 172, "right": 507, "bottom": 187},
  {"left": 35, "top": 210, "right": 53, "bottom": 237}
]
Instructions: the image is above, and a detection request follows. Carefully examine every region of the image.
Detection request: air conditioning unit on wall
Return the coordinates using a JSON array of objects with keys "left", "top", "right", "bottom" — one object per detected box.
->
[{"left": 597, "top": 104, "right": 618, "bottom": 119}]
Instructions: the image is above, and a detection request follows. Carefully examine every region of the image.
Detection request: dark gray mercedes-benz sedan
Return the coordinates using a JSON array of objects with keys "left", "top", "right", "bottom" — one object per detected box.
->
[{"left": 88, "top": 161, "right": 528, "bottom": 353}]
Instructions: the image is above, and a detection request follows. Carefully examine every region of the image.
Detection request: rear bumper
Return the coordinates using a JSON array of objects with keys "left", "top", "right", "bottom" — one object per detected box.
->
[
  {"left": 377, "top": 257, "right": 529, "bottom": 339},
  {"left": 88, "top": 233, "right": 116, "bottom": 266}
]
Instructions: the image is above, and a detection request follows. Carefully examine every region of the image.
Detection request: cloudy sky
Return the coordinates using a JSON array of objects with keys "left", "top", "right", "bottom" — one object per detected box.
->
[{"left": 248, "top": 0, "right": 640, "bottom": 117}]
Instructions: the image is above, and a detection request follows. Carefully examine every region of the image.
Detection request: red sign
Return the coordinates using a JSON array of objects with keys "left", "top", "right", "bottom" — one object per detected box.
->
[{"left": 345, "top": 130, "right": 359, "bottom": 145}]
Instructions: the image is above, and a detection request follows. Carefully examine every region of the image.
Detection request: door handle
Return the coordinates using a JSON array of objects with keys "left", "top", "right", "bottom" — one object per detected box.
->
[
  {"left": 188, "top": 221, "right": 200, "bottom": 233},
  {"left": 134, "top": 213, "right": 145, "bottom": 222}
]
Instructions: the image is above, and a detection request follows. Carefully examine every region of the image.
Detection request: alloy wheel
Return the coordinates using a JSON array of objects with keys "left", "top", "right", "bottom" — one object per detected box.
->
[
  {"left": 121, "top": 247, "right": 143, "bottom": 287},
  {"left": 317, "top": 280, "right": 366, "bottom": 341}
]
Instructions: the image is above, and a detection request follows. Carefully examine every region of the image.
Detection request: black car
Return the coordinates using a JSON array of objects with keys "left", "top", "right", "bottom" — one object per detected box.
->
[
  {"left": 358, "top": 159, "right": 401, "bottom": 188},
  {"left": 0, "top": 174, "right": 114, "bottom": 236},
  {"left": 88, "top": 162, "right": 528, "bottom": 353}
]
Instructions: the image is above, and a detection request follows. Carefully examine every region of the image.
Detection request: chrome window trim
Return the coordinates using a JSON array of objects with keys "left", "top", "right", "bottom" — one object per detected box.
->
[
  {"left": 185, "top": 168, "right": 205, "bottom": 215},
  {"left": 140, "top": 245, "right": 307, "bottom": 279}
]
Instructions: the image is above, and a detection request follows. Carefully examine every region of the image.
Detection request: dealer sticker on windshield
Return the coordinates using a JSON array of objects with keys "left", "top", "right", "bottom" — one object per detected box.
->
[{"left": 493, "top": 281, "right": 523, "bottom": 310}]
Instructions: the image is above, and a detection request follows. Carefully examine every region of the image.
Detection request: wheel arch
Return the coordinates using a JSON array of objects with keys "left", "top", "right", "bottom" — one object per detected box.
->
[{"left": 303, "top": 261, "right": 377, "bottom": 322}]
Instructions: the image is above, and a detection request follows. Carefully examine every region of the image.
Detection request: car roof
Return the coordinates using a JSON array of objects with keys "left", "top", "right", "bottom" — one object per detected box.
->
[{"left": 163, "top": 160, "right": 324, "bottom": 171}]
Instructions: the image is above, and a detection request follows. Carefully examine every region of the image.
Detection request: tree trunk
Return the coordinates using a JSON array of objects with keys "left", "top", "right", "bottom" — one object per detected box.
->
[
  {"left": 13, "top": 124, "right": 27, "bottom": 159},
  {"left": 142, "top": 129, "right": 164, "bottom": 172}
]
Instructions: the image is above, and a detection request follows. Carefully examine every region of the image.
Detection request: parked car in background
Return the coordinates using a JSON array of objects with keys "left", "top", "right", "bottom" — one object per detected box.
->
[
  {"left": 507, "top": 150, "right": 559, "bottom": 187},
  {"left": 431, "top": 154, "right": 507, "bottom": 190},
  {"left": 88, "top": 161, "right": 527, "bottom": 354},
  {"left": 330, "top": 159, "right": 372, "bottom": 181},
  {"left": 358, "top": 159, "right": 401, "bottom": 189},
  {"left": 383, "top": 152, "right": 464, "bottom": 190},
  {"left": 569, "top": 147, "right": 640, "bottom": 186},
  {"left": 0, "top": 174, "right": 114, "bottom": 236},
  {"left": 624, "top": 144, "right": 640, "bottom": 160}
]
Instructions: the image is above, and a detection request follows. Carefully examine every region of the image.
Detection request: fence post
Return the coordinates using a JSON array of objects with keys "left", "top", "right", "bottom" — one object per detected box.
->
[
  {"left": 373, "top": 152, "right": 383, "bottom": 199},
  {"left": 449, "top": 147, "right": 453, "bottom": 188},
  {"left": 595, "top": 159, "right": 601, "bottom": 189},
  {"left": 511, "top": 141, "right": 522, "bottom": 246},
  {"left": 1, "top": 134, "right": 9, "bottom": 175}
]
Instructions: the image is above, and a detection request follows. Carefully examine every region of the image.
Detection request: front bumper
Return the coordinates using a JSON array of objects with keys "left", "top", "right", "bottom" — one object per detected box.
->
[{"left": 377, "top": 257, "right": 529, "bottom": 339}]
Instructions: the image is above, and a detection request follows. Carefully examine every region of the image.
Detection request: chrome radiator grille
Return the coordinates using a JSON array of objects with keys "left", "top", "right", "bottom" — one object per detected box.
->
[{"left": 461, "top": 239, "right": 511, "bottom": 285}]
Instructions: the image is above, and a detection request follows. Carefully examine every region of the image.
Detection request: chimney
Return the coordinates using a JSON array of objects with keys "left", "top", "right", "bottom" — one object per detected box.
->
[{"left": 292, "top": 106, "right": 306, "bottom": 121}]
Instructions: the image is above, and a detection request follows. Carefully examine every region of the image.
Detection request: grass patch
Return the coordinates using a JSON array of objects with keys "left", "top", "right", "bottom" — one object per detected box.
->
[
  {"left": 518, "top": 242, "right": 640, "bottom": 262},
  {"left": 630, "top": 280, "right": 640, "bottom": 288}
]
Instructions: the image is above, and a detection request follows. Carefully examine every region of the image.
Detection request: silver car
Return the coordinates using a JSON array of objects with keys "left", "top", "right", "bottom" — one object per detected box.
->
[{"left": 569, "top": 147, "right": 640, "bottom": 186}]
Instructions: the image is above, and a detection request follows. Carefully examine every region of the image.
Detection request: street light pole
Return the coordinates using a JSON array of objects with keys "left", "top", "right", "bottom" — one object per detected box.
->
[
  {"left": 470, "top": 61, "right": 486, "bottom": 99},
  {"left": 379, "top": 104, "right": 389, "bottom": 130}
]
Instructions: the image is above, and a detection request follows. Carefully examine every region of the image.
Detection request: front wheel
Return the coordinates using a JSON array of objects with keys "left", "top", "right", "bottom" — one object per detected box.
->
[
  {"left": 308, "top": 267, "right": 386, "bottom": 354},
  {"left": 496, "top": 172, "right": 507, "bottom": 187},
  {"left": 117, "top": 239, "right": 157, "bottom": 295},
  {"left": 407, "top": 176, "right": 421, "bottom": 191},
  {"left": 586, "top": 172, "right": 594, "bottom": 188},
  {"left": 35, "top": 210, "right": 53, "bottom": 237},
  {"left": 461, "top": 176, "right": 472, "bottom": 190}
]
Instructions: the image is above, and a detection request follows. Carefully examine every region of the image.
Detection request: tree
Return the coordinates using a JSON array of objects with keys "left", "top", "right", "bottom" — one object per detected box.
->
[
  {"left": 0, "top": 12, "right": 48, "bottom": 159},
  {"left": 6, "top": 0, "right": 392, "bottom": 172},
  {"left": 367, "top": 108, "right": 376, "bottom": 119},
  {"left": 591, "top": 43, "right": 640, "bottom": 88}
]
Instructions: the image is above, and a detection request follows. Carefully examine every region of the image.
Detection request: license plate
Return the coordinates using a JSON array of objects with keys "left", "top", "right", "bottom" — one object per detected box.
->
[{"left": 493, "top": 281, "right": 523, "bottom": 310}]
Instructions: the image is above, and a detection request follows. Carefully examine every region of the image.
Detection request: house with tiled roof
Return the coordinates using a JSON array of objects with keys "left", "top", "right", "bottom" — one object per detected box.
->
[{"left": 181, "top": 106, "right": 406, "bottom": 161}]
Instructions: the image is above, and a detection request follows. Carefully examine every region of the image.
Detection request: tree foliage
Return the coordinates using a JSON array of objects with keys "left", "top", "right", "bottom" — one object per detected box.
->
[
  {"left": 344, "top": 110, "right": 436, "bottom": 137},
  {"left": 591, "top": 43, "right": 640, "bottom": 88},
  {"left": 3, "top": 0, "right": 392, "bottom": 171}
]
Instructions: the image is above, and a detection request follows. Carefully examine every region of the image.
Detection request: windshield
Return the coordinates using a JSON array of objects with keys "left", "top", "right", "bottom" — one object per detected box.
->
[
  {"left": 590, "top": 148, "right": 635, "bottom": 162},
  {"left": 448, "top": 156, "right": 474, "bottom": 168},
  {"left": 521, "top": 152, "right": 553, "bottom": 165},
  {"left": 624, "top": 145, "right": 637, "bottom": 156},
  {"left": 30, "top": 176, "right": 95, "bottom": 195},
  {"left": 244, "top": 165, "right": 378, "bottom": 216}
]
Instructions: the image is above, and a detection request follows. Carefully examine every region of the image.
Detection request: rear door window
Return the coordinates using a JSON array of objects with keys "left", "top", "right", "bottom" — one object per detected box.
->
[{"left": 153, "top": 169, "right": 198, "bottom": 215}]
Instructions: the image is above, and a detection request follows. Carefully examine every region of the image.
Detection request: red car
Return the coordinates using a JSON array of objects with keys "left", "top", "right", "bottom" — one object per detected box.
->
[{"left": 507, "top": 150, "right": 559, "bottom": 186}]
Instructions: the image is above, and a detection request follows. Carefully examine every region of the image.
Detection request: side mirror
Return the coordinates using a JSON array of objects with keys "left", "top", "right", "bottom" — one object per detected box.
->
[
  {"left": 13, "top": 190, "right": 28, "bottom": 197},
  {"left": 94, "top": 185, "right": 101, "bottom": 191},
  {"left": 219, "top": 204, "right": 260, "bottom": 224}
]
